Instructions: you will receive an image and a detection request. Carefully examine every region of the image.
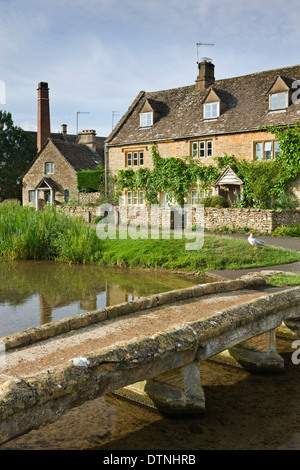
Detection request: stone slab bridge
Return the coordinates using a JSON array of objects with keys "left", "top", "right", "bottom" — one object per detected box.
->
[{"left": 0, "top": 274, "right": 299, "bottom": 445}]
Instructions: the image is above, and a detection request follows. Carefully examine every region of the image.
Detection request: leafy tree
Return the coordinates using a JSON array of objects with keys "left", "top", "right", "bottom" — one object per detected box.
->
[
  {"left": 0, "top": 111, "right": 37, "bottom": 200},
  {"left": 234, "top": 158, "right": 291, "bottom": 208},
  {"left": 263, "top": 122, "right": 300, "bottom": 180}
]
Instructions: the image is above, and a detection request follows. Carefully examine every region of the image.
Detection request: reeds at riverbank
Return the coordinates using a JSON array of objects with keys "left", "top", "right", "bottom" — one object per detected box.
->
[{"left": 0, "top": 200, "right": 101, "bottom": 263}]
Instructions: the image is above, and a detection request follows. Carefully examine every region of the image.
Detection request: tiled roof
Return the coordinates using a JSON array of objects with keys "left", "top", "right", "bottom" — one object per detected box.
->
[
  {"left": 52, "top": 139, "right": 99, "bottom": 171},
  {"left": 105, "top": 64, "right": 300, "bottom": 146},
  {"left": 26, "top": 131, "right": 106, "bottom": 164}
]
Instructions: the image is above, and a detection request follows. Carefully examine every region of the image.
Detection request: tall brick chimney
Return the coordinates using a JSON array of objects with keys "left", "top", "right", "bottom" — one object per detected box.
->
[
  {"left": 37, "top": 82, "right": 51, "bottom": 152},
  {"left": 195, "top": 60, "right": 215, "bottom": 92}
]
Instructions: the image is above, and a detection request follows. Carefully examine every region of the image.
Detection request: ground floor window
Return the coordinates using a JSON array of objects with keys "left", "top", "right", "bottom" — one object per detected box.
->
[
  {"left": 29, "top": 190, "right": 42, "bottom": 202},
  {"left": 64, "top": 189, "right": 69, "bottom": 202},
  {"left": 127, "top": 190, "right": 144, "bottom": 205}
]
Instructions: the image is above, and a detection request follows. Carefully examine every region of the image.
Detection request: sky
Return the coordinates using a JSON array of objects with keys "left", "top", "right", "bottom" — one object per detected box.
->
[{"left": 1, "top": 0, "right": 300, "bottom": 138}]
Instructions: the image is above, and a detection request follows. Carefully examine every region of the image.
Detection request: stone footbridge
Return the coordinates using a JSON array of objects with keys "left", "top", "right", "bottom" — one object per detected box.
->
[{"left": 0, "top": 274, "right": 299, "bottom": 445}]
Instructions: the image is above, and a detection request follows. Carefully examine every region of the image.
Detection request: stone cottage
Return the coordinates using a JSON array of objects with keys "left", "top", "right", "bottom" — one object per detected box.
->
[
  {"left": 104, "top": 60, "right": 300, "bottom": 205},
  {"left": 22, "top": 82, "right": 106, "bottom": 208}
]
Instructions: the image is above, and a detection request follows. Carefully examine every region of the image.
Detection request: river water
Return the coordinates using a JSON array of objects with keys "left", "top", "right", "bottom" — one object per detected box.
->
[
  {"left": 1, "top": 260, "right": 300, "bottom": 451},
  {"left": 0, "top": 259, "right": 208, "bottom": 337}
]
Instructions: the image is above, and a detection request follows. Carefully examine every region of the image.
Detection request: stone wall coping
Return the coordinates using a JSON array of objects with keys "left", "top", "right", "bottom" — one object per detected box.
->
[
  {"left": 1, "top": 275, "right": 266, "bottom": 352},
  {"left": 0, "top": 282, "right": 299, "bottom": 444}
]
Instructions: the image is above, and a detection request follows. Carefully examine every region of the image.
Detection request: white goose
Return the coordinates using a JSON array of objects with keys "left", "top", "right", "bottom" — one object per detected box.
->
[{"left": 247, "top": 232, "right": 267, "bottom": 249}]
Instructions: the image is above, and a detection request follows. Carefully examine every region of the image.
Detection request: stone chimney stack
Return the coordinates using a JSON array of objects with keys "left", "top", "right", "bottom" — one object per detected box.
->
[
  {"left": 78, "top": 129, "right": 97, "bottom": 152},
  {"left": 61, "top": 124, "right": 67, "bottom": 135},
  {"left": 37, "top": 82, "right": 51, "bottom": 152},
  {"left": 195, "top": 60, "right": 215, "bottom": 92}
]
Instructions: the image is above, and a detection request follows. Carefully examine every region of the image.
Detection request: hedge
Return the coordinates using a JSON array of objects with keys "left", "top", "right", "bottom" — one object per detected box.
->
[{"left": 77, "top": 169, "right": 104, "bottom": 192}]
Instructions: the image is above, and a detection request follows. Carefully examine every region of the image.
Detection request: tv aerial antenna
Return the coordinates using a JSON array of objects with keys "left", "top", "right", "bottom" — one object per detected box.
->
[{"left": 196, "top": 42, "right": 214, "bottom": 64}]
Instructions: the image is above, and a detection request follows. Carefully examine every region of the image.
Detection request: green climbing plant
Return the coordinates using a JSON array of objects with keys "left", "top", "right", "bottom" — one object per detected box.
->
[{"left": 116, "top": 145, "right": 220, "bottom": 205}]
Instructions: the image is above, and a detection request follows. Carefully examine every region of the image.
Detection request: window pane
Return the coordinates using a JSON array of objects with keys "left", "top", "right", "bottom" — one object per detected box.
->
[
  {"left": 64, "top": 190, "right": 69, "bottom": 202},
  {"left": 191, "top": 190, "right": 198, "bottom": 205},
  {"left": 270, "top": 94, "right": 278, "bottom": 109},
  {"left": 127, "top": 152, "right": 132, "bottom": 166},
  {"left": 133, "top": 191, "right": 138, "bottom": 204},
  {"left": 207, "top": 140, "right": 212, "bottom": 157},
  {"left": 133, "top": 152, "right": 138, "bottom": 166},
  {"left": 278, "top": 92, "right": 287, "bottom": 108},
  {"left": 199, "top": 141, "right": 205, "bottom": 157},
  {"left": 45, "top": 162, "right": 54, "bottom": 174},
  {"left": 204, "top": 102, "right": 219, "bottom": 119},
  {"left": 139, "top": 191, "right": 144, "bottom": 204},
  {"left": 29, "top": 190, "right": 35, "bottom": 202},
  {"left": 139, "top": 151, "right": 144, "bottom": 166},
  {"left": 192, "top": 142, "right": 198, "bottom": 157},
  {"left": 264, "top": 142, "right": 272, "bottom": 160},
  {"left": 255, "top": 143, "right": 262, "bottom": 160},
  {"left": 270, "top": 92, "right": 288, "bottom": 110},
  {"left": 212, "top": 103, "right": 218, "bottom": 118},
  {"left": 140, "top": 112, "right": 153, "bottom": 127},
  {"left": 127, "top": 191, "right": 132, "bottom": 205},
  {"left": 204, "top": 104, "right": 211, "bottom": 119},
  {"left": 274, "top": 141, "right": 280, "bottom": 158}
]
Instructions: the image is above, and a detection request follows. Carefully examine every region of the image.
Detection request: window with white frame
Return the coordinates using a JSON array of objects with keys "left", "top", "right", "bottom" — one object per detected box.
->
[
  {"left": 29, "top": 190, "right": 36, "bottom": 202},
  {"left": 269, "top": 92, "right": 288, "bottom": 110},
  {"left": 192, "top": 140, "right": 213, "bottom": 158},
  {"left": 139, "top": 191, "right": 144, "bottom": 204},
  {"left": 204, "top": 102, "right": 219, "bottom": 119},
  {"left": 29, "top": 190, "right": 42, "bottom": 202},
  {"left": 126, "top": 151, "right": 144, "bottom": 167},
  {"left": 191, "top": 190, "right": 198, "bottom": 205},
  {"left": 163, "top": 192, "right": 174, "bottom": 206},
  {"left": 199, "top": 189, "right": 213, "bottom": 200},
  {"left": 133, "top": 191, "right": 138, "bottom": 205},
  {"left": 45, "top": 162, "right": 54, "bottom": 174},
  {"left": 255, "top": 141, "right": 280, "bottom": 160},
  {"left": 140, "top": 112, "right": 153, "bottom": 127},
  {"left": 127, "top": 190, "right": 145, "bottom": 205}
]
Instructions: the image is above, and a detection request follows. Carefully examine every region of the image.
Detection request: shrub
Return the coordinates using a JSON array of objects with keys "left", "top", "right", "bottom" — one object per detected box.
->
[
  {"left": 77, "top": 168, "right": 104, "bottom": 192},
  {"left": 272, "top": 223, "right": 300, "bottom": 238},
  {"left": 200, "top": 195, "right": 229, "bottom": 208}
]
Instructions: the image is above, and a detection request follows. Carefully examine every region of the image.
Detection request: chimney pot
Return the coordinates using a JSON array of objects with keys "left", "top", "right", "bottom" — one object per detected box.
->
[{"left": 61, "top": 124, "right": 67, "bottom": 135}]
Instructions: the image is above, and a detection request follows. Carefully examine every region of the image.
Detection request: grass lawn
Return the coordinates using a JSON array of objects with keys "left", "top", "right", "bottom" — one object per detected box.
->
[
  {"left": 266, "top": 273, "right": 300, "bottom": 287},
  {"left": 97, "top": 231, "right": 300, "bottom": 272}
]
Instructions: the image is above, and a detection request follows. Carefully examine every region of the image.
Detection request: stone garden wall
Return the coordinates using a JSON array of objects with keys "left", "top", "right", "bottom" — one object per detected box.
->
[
  {"left": 58, "top": 202, "right": 300, "bottom": 233},
  {"left": 114, "top": 205, "right": 300, "bottom": 234}
]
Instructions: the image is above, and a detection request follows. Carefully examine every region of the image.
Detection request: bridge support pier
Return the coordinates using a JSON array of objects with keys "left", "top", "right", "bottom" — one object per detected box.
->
[
  {"left": 115, "top": 360, "right": 206, "bottom": 415},
  {"left": 283, "top": 317, "right": 300, "bottom": 336},
  {"left": 212, "top": 329, "right": 284, "bottom": 373}
]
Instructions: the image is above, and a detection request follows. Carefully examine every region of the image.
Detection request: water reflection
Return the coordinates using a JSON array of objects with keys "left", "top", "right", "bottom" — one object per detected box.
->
[{"left": 0, "top": 260, "right": 212, "bottom": 337}]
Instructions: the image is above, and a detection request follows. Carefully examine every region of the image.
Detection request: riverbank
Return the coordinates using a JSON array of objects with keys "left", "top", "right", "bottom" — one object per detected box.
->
[{"left": 1, "top": 200, "right": 299, "bottom": 273}]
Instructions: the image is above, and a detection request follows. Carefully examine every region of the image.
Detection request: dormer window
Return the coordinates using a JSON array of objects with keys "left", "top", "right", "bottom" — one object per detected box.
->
[
  {"left": 140, "top": 112, "right": 153, "bottom": 127},
  {"left": 202, "top": 88, "right": 224, "bottom": 120},
  {"left": 269, "top": 91, "right": 288, "bottom": 110},
  {"left": 204, "top": 102, "right": 220, "bottom": 119},
  {"left": 268, "top": 76, "right": 290, "bottom": 111}
]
